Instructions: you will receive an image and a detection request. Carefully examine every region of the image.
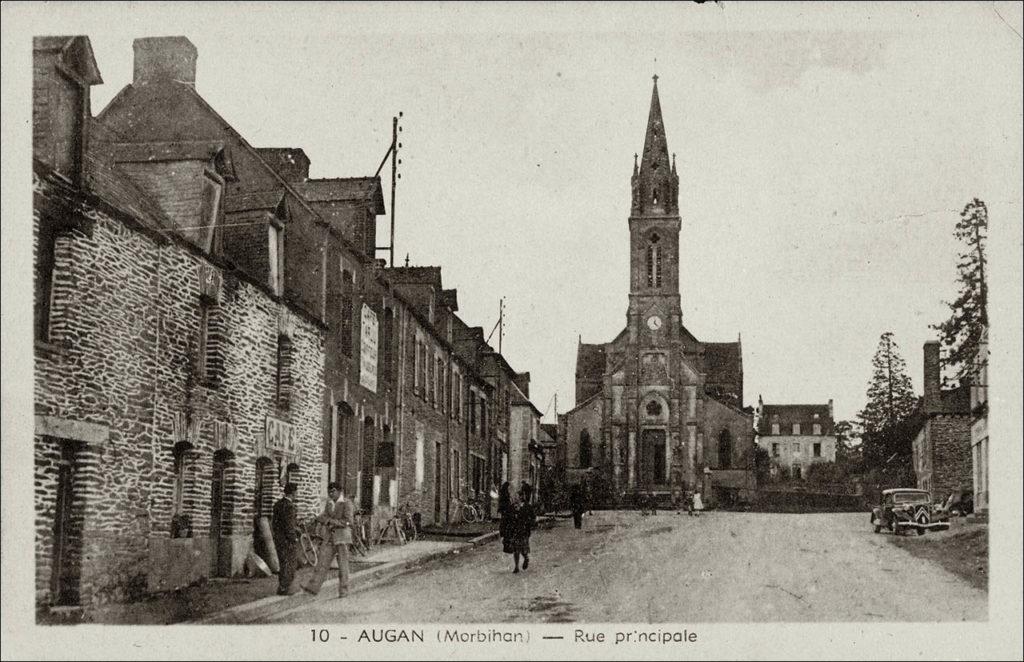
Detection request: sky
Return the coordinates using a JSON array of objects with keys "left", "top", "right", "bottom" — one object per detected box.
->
[{"left": 10, "top": 2, "right": 1024, "bottom": 422}]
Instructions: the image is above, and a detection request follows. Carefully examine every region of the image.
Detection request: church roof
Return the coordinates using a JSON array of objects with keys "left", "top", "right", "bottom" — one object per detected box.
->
[
  {"left": 640, "top": 76, "right": 671, "bottom": 177},
  {"left": 575, "top": 343, "right": 606, "bottom": 382},
  {"left": 704, "top": 342, "right": 742, "bottom": 386}
]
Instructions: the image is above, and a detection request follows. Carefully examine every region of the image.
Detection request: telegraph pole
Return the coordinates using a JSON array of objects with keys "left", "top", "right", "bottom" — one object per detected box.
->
[{"left": 375, "top": 112, "right": 403, "bottom": 266}]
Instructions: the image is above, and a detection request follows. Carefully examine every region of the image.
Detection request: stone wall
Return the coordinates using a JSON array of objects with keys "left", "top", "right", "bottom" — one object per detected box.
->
[
  {"left": 927, "top": 415, "right": 973, "bottom": 499},
  {"left": 34, "top": 171, "right": 324, "bottom": 607}
]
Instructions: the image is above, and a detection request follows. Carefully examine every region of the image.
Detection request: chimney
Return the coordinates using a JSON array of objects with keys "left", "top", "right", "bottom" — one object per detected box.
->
[
  {"left": 133, "top": 37, "right": 197, "bottom": 86},
  {"left": 923, "top": 341, "right": 941, "bottom": 414},
  {"left": 828, "top": 398, "right": 834, "bottom": 420},
  {"left": 514, "top": 372, "right": 531, "bottom": 399}
]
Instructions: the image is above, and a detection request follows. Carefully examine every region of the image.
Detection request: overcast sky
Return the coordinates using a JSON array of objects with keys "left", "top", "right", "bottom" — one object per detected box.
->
[{"left": 13, "top": 2, "right": 1024, "bottom": 422}]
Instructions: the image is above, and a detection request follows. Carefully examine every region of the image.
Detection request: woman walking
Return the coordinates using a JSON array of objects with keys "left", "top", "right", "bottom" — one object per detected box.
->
[
  {"left": 507, "top": 483, "right": 537, "bottom": 573},
  {"left": 498, "top": 482, "right": 514, "bottom": 553}
]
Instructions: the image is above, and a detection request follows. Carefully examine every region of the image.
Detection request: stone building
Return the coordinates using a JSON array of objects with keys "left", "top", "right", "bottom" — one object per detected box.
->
[
  {"left": 754, "top": 398, "right": 837, "bottom": 479},
  {"left": 33, "top": 34, "right": 544, "bottom": 612},
  {"left": 34, "top": 36, "right": 325, "bottom": 608},
  {"left": 562, "top": 78, "right": 755, "bottom": 506},
  {"left": 911, "top": 341, "right": 972, "bottom": 499},
  {"left": 509, "top": 373, "right": 544, "bottom": 499},
  {"left": 969, "top": 327, "right": 988, "bottom": 515}
]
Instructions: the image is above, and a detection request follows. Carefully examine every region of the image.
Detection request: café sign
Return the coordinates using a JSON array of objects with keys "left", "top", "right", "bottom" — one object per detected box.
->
[{"left": 260, "top": 415, "right": 299, "bottom": 458}]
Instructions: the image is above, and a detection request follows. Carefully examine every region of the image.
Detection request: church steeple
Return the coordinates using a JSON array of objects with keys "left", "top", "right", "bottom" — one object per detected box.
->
[{"left": 631, "top": 75, "right": 679, "bottom": 216}]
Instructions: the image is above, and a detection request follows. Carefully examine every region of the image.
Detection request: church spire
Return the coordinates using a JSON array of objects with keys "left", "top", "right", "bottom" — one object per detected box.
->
[{"left": 631, "top": 76, "right": 679, "bottom": 216}]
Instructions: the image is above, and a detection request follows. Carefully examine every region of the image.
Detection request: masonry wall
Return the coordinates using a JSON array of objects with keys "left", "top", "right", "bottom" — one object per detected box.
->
[
  {"left": 34, "top": 172, "right": 324, "bottom": 607},
  {"left": 927, "top": 415, "right": 973, "bottom": 499}
]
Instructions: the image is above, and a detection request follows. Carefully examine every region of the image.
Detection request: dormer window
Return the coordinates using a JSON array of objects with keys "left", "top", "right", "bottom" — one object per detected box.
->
[
  {"left": 268, "top": 220, "right": 284, "bottom": 296},
  {"left": 199, "top": 170, "right": 223, "bottom": 254}
]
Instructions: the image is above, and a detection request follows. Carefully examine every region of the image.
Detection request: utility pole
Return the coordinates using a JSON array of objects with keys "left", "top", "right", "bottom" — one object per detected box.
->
[{"left": 374, "top": 112, "right": 403, "bottom": 266}]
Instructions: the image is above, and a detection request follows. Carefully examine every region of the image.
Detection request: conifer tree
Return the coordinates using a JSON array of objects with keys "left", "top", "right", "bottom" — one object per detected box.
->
[
  {"left": 858, "top": 332, "right": 920, "bottom": 477},
  {"left": 858, "top": 332, "right": 919, "bottom": 435},
  {"left": 932, "top": 198, "right": 988, "bottom": 386}
]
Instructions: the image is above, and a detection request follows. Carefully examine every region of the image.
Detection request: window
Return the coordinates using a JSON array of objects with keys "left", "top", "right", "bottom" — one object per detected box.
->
[
  {"left": 340, "top": 270, "right": 353, "bottom": 357},
  {"left": 812, "top": 423, "right": 821, "bottom": 435},
  {"left": 794, "top": 465, "right": 803, "bottom": 480},
  {"left": 771, "top": 423, "right": 780, "bottom": 435},
  {"left": 792, "top": 423, "right": 801, "bottom": 435},
  {"left": 469, "top": 390, "right": 477, "bottom": 434},
  {"left": 646, "top": 400, "right": 663, "bottom": 417},
  {"left": 199, "top": 172, "right": 223, "bottom": 254},
  {"left": 268, "top": 222, "right": 284, "bottom": 295},
  {"left": 276, "top": 334, "right": 293, "bottom": 410},
  {"left": 646, "top": 234, "right": 662, "bottom": 288},
  {"left": 35, "top": 222, "right": 59, "bottom": 342},
  {"left": 434, "top": 357, "right": 444, "bottom": 409},
  {"left": 813, "top": 443, "right": 822, "bottom": 458},
  {"left": 792, "top": 442, "right": 801, "bottom": 454},
  {"left": 376, "top": 426, "right": 395, "bottom": 468},
  {"left": 771, "top": 442, "right": 780, "bottom": 458},
  {"left": 686, "top": 386, "right": 696, "bottom": 418},
  {"left": 413, "top": 337, "right": 421, "bottom": 393},
  {"left": 718, "top": 429, "right": 733, "bottom": 469},
  {"left": 171, "top": 442, "right": 193, "bottom": 538},
  {"left": 197, "top": 302, "right": 211, "bottom": 380},
  {"left": 579, "top": 430, "right": 592, "bottom": 468},
  {"left": 480, "top": 397, "right": 488, "bottom": 438}
]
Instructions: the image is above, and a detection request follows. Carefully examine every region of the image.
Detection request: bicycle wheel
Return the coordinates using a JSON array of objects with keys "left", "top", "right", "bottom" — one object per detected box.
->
[{"left": 464, "top": 505, "right": 479, "bottom": 524}]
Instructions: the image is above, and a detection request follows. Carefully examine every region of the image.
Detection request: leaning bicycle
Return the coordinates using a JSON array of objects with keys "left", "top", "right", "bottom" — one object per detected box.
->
[
  {"left": 298, "top": 519, "right": 323, "bottom": 567},
  {"left": 450, "top": 497, "right": 481, "bottom": 524}
]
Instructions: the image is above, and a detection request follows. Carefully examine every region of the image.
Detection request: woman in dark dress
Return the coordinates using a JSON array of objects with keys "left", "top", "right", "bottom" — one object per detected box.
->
[
  {"left": 507, "top": 483, "right": 537, "bottom": 573},
  {"left": 498, "top": 482, "right": 514, "bottom": 553}
]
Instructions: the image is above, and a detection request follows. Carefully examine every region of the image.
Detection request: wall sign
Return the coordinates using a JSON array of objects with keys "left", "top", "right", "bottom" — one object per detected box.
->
[
  {"left": 260, "top": 415, "right": 299, "bottom": 458},
  {"left": 359, "top": 303, "right": 379, "bottom": 393}
]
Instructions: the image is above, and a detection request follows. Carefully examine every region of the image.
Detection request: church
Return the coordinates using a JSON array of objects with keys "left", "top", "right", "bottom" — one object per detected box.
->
[{"left": 560, "top": 77, "right": 755, "bottom": 506}]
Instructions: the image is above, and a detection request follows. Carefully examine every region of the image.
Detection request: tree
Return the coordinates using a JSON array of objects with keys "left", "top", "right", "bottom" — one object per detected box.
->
[
  {"left": 834, "top": 419, "right": 864, "bottom": 474},
  {"left": 753, "top": 446, "right": 771, "bottom": 483},
  {"left": 932, "top": 198, "right": 988, "bottom": 387},
  {"left": 858, "top": 332, "right": 919, "bottom": 435},
  {"left": 858, "top": 333, "right": 919, "bottom": 478}
]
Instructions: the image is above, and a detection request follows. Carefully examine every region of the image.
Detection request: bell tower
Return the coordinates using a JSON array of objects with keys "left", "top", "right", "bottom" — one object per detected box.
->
[{"left": 628, "top": 76, "right": 682, "bottom": 341}]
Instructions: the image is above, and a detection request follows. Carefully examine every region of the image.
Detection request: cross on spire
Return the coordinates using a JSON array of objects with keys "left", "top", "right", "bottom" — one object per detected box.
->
[{"left": 652, "top": 74, "right": 659, "bottom": 84}]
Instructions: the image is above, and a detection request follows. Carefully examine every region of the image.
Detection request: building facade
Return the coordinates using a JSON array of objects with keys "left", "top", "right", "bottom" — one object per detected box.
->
[
  {"left": 754, "top": 398, "right": 837, "bottom": 479},
  {"left": 970, "top": 328, "right": 988, "bottom": 515},
  {"left": 912, "top": 341, "right": 972, "bottom": 499},
  {"left": 562, "top": 78, "right": 755, "bottom": 505},
  {"left": 33, "top": 35, "right": 544, "bottom": 612}
]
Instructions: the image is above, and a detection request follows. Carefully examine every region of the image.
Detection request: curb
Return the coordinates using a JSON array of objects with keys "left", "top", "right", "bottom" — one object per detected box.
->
[
  {"left": 197, "top": 540, "right": 479, "bottom": 624},
  {"left": 195, "top": 518, "right": 555, "bottom": 624}
]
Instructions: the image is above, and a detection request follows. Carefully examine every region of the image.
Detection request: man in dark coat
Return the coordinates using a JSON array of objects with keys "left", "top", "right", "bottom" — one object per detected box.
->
[
  {"left": 271, "top": 482, "right": 300, "bottom": 595},
  {"left": 569, "top": 483, "right": 585, "bottom": 529}
]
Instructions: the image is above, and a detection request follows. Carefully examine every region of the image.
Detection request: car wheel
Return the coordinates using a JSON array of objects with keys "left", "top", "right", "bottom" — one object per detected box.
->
[{"left": 874, "top": 524, "right": 881, "bottom": 534}]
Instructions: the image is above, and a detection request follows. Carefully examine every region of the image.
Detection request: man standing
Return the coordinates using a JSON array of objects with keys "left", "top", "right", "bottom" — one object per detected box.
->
[
  {"left": 569, "top": 483, "right": 585, "bottom": 530},
  {"left": 271, "top": 482, "right": 301, "bottom": 595},
  {"left": 303, "top": 482, "right": 354, "bottom": 598}
]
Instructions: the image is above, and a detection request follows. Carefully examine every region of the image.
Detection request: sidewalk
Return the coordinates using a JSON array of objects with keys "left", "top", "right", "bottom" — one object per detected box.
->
[{"left": 197, "top": 532, "right": 499, "bottom": 624}]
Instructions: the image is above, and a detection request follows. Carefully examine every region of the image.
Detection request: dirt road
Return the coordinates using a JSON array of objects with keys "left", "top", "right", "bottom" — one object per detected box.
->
[{"left": 269, "top": 510, "right": 987, "bottom": 623}]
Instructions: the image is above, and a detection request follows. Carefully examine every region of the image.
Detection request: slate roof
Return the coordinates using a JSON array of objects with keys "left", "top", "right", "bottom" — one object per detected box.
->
[
  {"left": 575, "top": 343, "right": 606, "bottom": 382},
  {"left": 223, "top": 189, "right": 286, "bottom": 213},
  {"left": 758, "top": 404, "right": 834, "bottom": 436},
  {"left": 293, "top": 177, "right": 385, "bottom": 214},
  {"left": 704, "top": 342, "right": 742, "bottom": 389},
  {"left": 385, "top": 266, "right": 443, "bottom": 289}
]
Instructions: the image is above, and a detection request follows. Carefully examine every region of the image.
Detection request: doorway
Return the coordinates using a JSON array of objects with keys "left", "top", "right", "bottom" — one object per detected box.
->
[
  {"left": 640, "top": 429, "right": 667, "bottom": 488},
  {"left": 360, "top": 417, "right": 375, "bottom": 512},
  {"left": 210, "top": 450, "right": 234, "bottom": 577},
  {"left": 50, "top": 440, "right": 83, "bottom": 606}
]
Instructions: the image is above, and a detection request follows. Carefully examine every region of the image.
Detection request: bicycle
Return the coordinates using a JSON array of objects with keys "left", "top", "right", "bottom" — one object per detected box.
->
[
  {"left": 298, "top": 519, "right": 323, "bottom": 567},
  {"left": 450, "top": 497, "right": 481, "bottom": 524},
  {"left": 351, "top": 510, "right": 371, "bottom": 557},
  {"left": 398, "top": 503, "right": 420, "bottom": 542},
  {"left": 376, "top": 513, "right": 407, "bottom": 546}
]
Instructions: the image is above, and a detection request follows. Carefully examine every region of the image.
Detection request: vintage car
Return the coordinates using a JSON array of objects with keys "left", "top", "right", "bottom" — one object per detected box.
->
[{"left": 871, "top": 488, "right": 950, "bottom": 535}]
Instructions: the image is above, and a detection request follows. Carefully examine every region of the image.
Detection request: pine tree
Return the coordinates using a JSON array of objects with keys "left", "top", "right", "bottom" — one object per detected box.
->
[
  {"left": 932, "top": 198, "right": 988, "bottom": 386},
  {"left": 858, "top": 332, "right": 919, "bottom": 435},
  {"left": 857, "top": 333, "right": 921, "bottom": 479}
]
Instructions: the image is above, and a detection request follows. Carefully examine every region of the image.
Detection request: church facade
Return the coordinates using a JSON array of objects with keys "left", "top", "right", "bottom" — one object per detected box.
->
[{"left": 561, "top": 78, "right": 755, "bottom": 505}]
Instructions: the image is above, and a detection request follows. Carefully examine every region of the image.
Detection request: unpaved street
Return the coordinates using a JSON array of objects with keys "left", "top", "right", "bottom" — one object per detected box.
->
[{"left": 270, "top": 511, "right": 987, "bottom": 623}]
